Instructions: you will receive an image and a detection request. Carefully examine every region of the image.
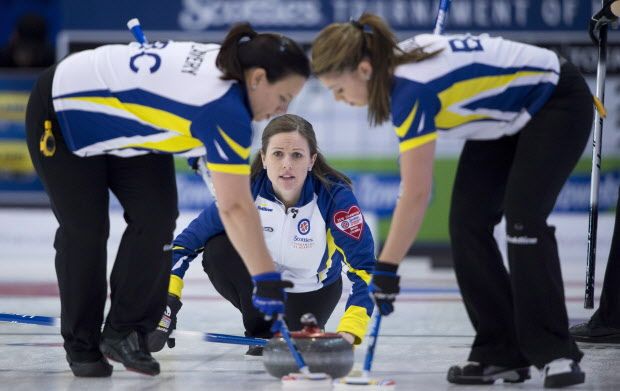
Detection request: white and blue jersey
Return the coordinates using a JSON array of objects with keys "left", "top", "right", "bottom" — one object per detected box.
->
[
  {"left": 51, "top": 41, "right": 253, "bottom": 175},
  {"left": 169, "top": 171, "right": 376, "bottom": 342},
  {"left": 393, "top": 34, "right": 560, "bottom": 154}
]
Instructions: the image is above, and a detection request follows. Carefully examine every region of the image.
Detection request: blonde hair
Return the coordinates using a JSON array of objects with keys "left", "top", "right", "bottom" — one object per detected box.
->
[{"left": 311, "top": 13, "right": 441, "bottom": 126}]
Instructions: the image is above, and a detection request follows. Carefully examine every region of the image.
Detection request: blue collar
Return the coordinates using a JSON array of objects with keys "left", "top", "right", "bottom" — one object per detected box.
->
[
  {"left": 238, "top": 83, "right": 253, "bottom": 118},
  {"left": 254, "top": 171, "right": 316, "bottom": 207}
]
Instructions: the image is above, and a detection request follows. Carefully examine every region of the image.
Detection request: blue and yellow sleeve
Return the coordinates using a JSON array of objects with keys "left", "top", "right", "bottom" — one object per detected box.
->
[
  {"left": 169, "top": 202, "right": 225, "bottom": 298},
  {"left": 391, "top": 76, "right": 441, "bottom": 154},
  {"left": 191, "top": 85, "right": 253, "bottom": 176},
  {"left": 325, "top": 184, "right": 376, "bottom": 345}
]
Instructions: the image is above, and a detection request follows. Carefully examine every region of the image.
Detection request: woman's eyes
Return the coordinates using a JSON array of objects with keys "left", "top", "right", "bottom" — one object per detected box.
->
[{"left": 272, "top": 151, "right": 303, "bottom": 159}]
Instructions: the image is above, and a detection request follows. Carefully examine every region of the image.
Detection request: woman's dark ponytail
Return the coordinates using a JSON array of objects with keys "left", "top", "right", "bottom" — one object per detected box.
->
[
  {"left": 216, "top": 23, "right": 310, "bottom": 83},
  {"left": 215, "top": 23, "right": 258, "bottom": 81}
]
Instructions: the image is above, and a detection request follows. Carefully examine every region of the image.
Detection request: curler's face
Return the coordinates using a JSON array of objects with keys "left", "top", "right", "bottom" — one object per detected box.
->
[
  {"left": 317, "top": 60, "right": 372, "bottom": 107},
  {"left": 261, "top": 131, "right": 316, "bottom": 206},
  {"left": 246, "top": 68, "right": 306, "bottom": 121}
]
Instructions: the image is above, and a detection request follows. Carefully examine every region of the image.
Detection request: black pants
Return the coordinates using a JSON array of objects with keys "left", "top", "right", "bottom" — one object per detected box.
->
[
  {"left": 25, "top": 66, "right": 178, "bottom": 362},
  {"left": 449, "top": 61, "right": 592, "bottom": 368},
  {"left": 593, "top": 188, "right": 620, "bottom": 327},
  {"left": 202, "top": 233, "right": 343, "bottom": 338}
]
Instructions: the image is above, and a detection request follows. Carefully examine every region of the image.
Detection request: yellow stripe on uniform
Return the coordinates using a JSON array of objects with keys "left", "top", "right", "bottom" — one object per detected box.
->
[
  {"left": 207, "top": 162, "right": 250, "bottom": 175},
  {"left": 327, "top": 229, "right": 372, "bottom": 344},
  {"left": 394, "top": 100, "right": 419, "bottom": 138},
  {"left": 435, "top": 71, "right": 546, "bottom": 129},
  {"left": 169, "top": 275, "right": 184, "bottom": 299},
  {"left": 123, "top": 134, "right": 204, "bottom": 153},
  {"left": 398, "top": 132, "right": 437, "bottom": 154},
  {"left": 318, "top": 230, "right": 337, "bottom": 282},
  {"left": 336, "top": 305, "right": 370, "bottom": 345},
  {"left": 327, "top": 230, "right": 371, "bottom": 284},
  {"left": 218, "top": 126, "right": 251, "bottom": 160},
  {"left": 68, "top": 96, "right": 192, "bottom": 136}
]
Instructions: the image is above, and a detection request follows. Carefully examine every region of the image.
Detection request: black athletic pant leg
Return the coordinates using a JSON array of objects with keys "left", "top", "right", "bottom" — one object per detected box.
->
[
  {"left": 202, "top": 233, "right": 272, "bottom": 338},
  {"left": 450, "top": 61, "right": 591, "bottom": 368},
  {"left": 504, "top": 62, "right": 591, "bottom": 367},
  {"left": 26, "top": 65, "right": 179, "bottom": 358},
  {"left": 202, "top": 233, "right": 343, "bottom": 337},
  {"left": 596, "top": 188, "right": 620, "bottom": 327},
  {"left": 450, "top": 136, "right": 529, "bottom": 368},
  {"left": 25, "top": 66, "right": 110, "bottom": 362},
  {"left": 285, "top": 278, "right": 342, "bottom": 330},
  {"left": 104, "top": 154, "right": 178, "bottom": 338}
]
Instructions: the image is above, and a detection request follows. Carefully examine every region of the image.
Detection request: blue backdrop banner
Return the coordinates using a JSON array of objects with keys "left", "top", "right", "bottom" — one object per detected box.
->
[{"left": 59, "top": 0, "right": 598, "bottom": 33}]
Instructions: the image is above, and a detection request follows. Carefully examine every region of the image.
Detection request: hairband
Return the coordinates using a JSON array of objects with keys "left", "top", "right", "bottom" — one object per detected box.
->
[
  {"left": 349, "top": 18, "right": 364, "bottom": 30},
  {"left": 278, "top": 35, "right": 289, "bottom": 52}
]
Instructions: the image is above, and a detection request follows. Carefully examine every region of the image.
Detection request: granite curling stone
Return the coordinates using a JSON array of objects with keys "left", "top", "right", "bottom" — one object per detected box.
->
[{"left": 263, "top": 313, "right": 354, "bottom": 379}]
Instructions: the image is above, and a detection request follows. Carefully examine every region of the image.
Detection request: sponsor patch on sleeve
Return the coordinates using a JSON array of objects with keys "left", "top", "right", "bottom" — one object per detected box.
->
[{"left": 333, "top": 205, "right": 364, "bottom": 240}]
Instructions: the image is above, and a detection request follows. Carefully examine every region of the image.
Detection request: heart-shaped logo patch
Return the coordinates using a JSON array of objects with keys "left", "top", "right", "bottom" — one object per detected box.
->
[{"left": 333, "top": 205, "right": 364, "bottom": 240}]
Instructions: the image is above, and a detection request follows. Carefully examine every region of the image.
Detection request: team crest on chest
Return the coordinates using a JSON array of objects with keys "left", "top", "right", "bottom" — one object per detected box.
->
[
  {"left": 293, "top": 218, "right": 313, "bottom": 249},
  {"left": 297, "top": 219, "right": 311, "bottom": 235},
  {"left": 333, "top": 205, "right": 364, "bottom": 240}
]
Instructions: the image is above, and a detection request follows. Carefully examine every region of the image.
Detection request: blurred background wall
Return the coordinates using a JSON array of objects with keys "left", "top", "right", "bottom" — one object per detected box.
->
[{"left": 0, "top": 0, "right": 618, "bottom": 265}]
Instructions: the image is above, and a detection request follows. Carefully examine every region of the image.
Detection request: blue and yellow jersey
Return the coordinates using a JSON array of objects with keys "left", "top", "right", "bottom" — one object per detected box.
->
[
  {"left": 393, "top": 34, "right": 560, "bottom": 154},
  {"left": 169, "top": 171, "right": 376, "bottom": 344},
  {"left": 51, "top": 41, "right": 253, "bottom": 175}
]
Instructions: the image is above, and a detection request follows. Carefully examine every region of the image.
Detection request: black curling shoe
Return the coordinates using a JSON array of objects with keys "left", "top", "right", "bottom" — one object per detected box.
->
[
  {"left": 447, "top": 362, "right": 531, "bottom": 385},
  {"left": 244, "top": 345, "right": 264, "bottom": 358},
  {"left": 66, "top": 354, "right": 113, "bottom": 377},
  {"left": 543, "top": 358, "right": 585, "bottom": 388},
  {"left": 100, "top": 331, "right": 160, "bottom": 376},
  {"left": 570, "top": 320, "right": 620, "bottom": 343}
]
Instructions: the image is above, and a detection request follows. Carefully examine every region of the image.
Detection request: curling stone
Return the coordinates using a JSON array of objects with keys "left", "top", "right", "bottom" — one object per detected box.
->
[{"left": 263, "top": 313, "right": 354, "bottom": 379}]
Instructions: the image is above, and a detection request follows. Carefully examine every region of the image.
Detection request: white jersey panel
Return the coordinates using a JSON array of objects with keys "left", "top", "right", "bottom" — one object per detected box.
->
[
  {"left": 49, "top": 41, "right": 254, "bottom": 165},
  {"left": 392, "top": 34, "right": 560, "bottom": 142},
  {"left": 53, "top": 42, "right": 232, "bottom": 106},
  {"left": 257, "top": 195, "right": 328, "bottom": 293},
  {"left": 396, "top": 34, "right": 559, "bottom": 84}
]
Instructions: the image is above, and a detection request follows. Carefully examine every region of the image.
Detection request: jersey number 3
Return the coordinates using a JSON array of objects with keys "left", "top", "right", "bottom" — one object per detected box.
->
[
  {"left": 129, "top": 41, "right": 169, "bottom": 74},
  {"left": 449, "top": 37, "right": 483, "bottom": 52}
]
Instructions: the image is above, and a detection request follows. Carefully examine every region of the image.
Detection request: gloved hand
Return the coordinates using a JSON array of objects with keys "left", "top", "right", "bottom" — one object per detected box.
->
[
  {"left": 251, "top": 272, "right": 293, "bottom": 318},
  {"left": 370, "top": 261, "right": 400, "bottom": 316},
  {"left": 147, "top": 293, "right": 182, "bottom": 352}
]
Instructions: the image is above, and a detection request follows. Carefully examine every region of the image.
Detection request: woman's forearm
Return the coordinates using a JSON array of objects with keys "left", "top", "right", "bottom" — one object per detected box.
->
[
  {"left": 218, "top": 200, "right": 275, "bottom": 275},
  {"left": 379, "top": 190, "right": 430, "bottom": 266},
  {"left": 380, "top": 141, "right": 436, "bottom": 266},
  {"left": 211, "top": 171, "right": 275, "bottom": 276}
]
